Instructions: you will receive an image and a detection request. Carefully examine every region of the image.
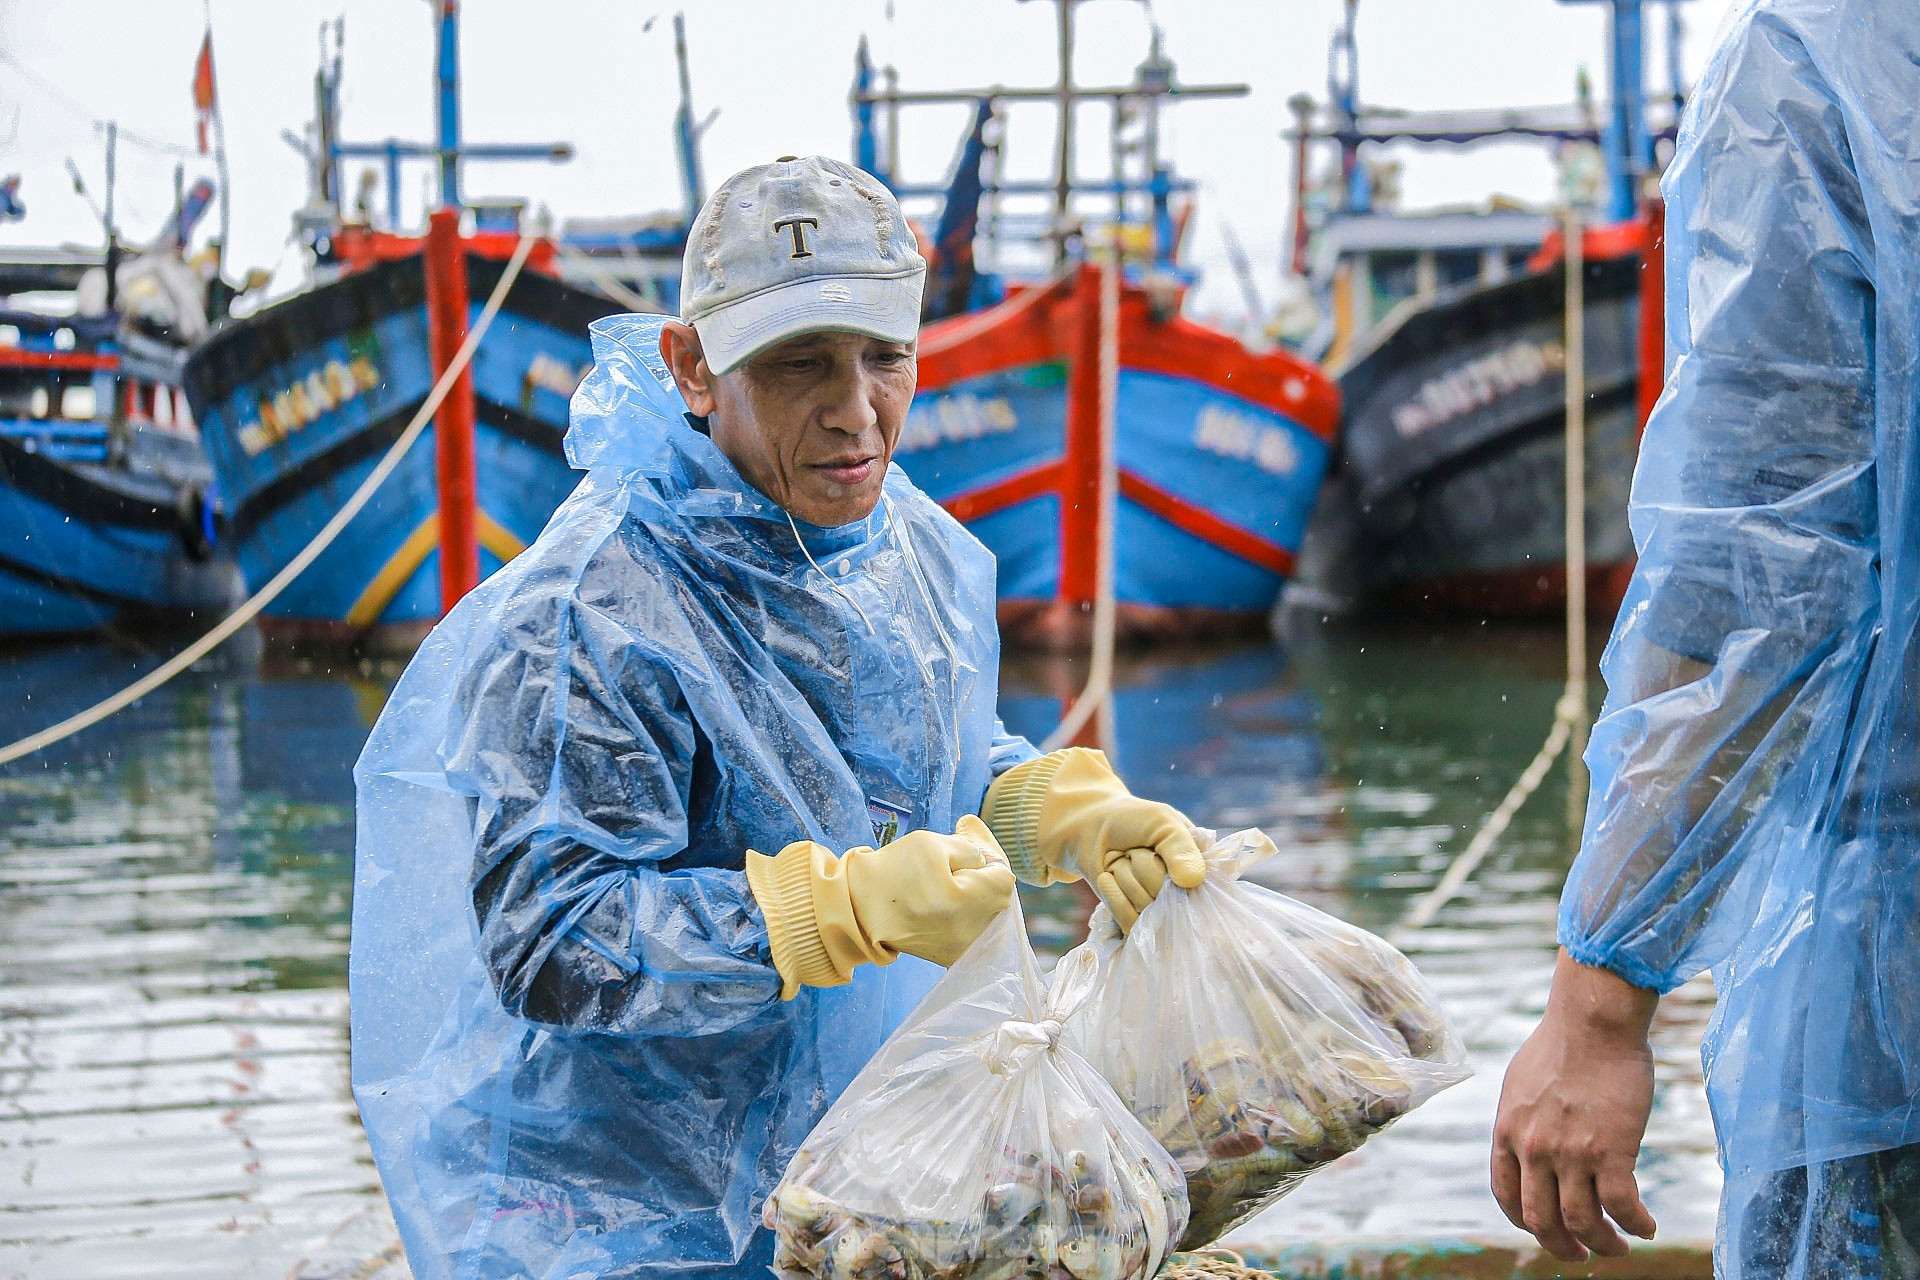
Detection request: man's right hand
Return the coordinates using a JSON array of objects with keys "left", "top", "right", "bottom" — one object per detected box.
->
[
  {"left": 1491, "top": 949, "right": 1661, "bottom": 1261},
  {"left": 745, "top": 817, "right": 1015, "bottom": 998},
  {"left": 843, "top": 817, "right": 1016, "bottom": 968}
]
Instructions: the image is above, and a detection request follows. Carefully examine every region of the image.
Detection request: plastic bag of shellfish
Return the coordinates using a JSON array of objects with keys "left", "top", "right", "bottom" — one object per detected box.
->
[
  {"left": 762, "top": 902, "right": 1189, "bottom": 1280},
  {"left": 1064, "top": 828, "right": 1471, "bottom": 1251}
]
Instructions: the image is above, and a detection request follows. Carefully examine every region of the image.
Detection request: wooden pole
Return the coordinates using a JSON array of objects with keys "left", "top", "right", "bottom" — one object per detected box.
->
[
  {"left": 1635, "top": 197, "right": 1666, "bottom": 436},
  {"left": 1059, "top": 261, "right": 1104, "bottom": 617},
  {"left": 1092, "top": 242, "right": 1120, "bottom": 756},
  {"left": 424, "top": 207, "right": 480, "bottom": 612},
  {"left": 1563, "top": 206, "right": 1589, "bottom": 822}
]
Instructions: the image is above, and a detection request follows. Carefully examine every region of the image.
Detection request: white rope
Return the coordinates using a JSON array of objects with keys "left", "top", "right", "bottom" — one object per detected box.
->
[
  {"left": 0, "top": 232, "right": 538, "bottom": 770},
  {"left": 553, "top": 245, "right": 662, "bottom": 315},
  {"left": 1394, "top": 205, "right": 1594, "bottom": 939},
  {"left": 1562, "top": 206, "right": 1591, "bottom": 823},
  {"left": 1040, "top": 248, "right": 1121, "bottom": 754},
  {"left": 1393, "top": 688, "right": 1582, "bottom": 938}
]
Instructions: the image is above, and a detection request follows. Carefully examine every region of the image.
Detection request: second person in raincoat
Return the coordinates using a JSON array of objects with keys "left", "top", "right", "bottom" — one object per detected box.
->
[{"left": 1492, "top": 4, "right": 1920, "bottom": 1275}]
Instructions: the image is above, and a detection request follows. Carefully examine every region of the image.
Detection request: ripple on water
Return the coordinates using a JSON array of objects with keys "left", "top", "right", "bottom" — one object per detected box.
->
[{"left": 1, "top": 624, "right": 1722, "bottom": 1277}]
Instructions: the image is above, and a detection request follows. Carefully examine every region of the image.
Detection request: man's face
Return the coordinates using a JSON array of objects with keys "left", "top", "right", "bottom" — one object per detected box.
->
[{"left": 662, "top": 324, "right": 917, "bottom": 527}]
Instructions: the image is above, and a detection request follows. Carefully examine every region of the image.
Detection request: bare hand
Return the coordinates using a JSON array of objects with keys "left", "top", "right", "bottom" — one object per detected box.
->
[{"left": 1491, "top": 950, "right": 1660, "bottom": 1261}]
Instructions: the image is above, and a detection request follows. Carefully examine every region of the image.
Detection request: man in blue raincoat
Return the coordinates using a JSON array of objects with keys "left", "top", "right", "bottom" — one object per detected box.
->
[
  {"left": 350, "top": 156, "right": 1203, "bottom": 1280},
  {"left": 1492, "top": 4, "right": 1920, "bottom": 1276}
]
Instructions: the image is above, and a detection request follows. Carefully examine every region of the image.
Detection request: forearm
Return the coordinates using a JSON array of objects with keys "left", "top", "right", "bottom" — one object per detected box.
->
[
  {"left": 1563, "top": 638, "right": 1815, "bottom": 988},
  {"left": 477, "top": 848, "right": 782, "bottom": 1036},
  {"left": 1540, "top": 948, "right": 1658, "bottom": 1042}
]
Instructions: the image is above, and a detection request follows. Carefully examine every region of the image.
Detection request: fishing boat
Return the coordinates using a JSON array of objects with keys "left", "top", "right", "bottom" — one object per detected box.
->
[
  {"left": 910, "top": 270, "right": 1337, "bottom": 647},
  {"left": 854, "top": 19, "right": 1340, "bottom": 647},
  {"left": 0, "top": 181, "right": 242, "bottom": 638},
  {"left": 183, "top": 233, "right": 623, "bottom": 643},
  {"left": 1285, "top": 0, "right": 1680, "bottom": 619},
  {"left": 1307, "top": 222, "right": 1652, "bottom": 616},
  {"left": 182, "top": 8, "right": 693, "bottom": 645}
]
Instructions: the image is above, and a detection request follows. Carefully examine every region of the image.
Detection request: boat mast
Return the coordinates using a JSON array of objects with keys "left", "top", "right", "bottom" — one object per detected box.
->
[
  {"left": 436, "top": 0, "right": 462, "bottom": 209},
  {"left": 102, "top": 122, "right": 119, "bottom": 313},
  {"left": 1559, "top": 0, "right": 1691, "bottom": 220},
  {"left": 1046, "top": 0, "right": 1077, "bottom": 270},
  {"left": 1329, "top": 0, "right": 1365, "bottom": 215},
  {"left": 672, "top": 12, "right": 706, "bottom": 224},
  {"left": 848, "top": 11, "right": 1245, "bottom": 271},
  {"left": 312, "top": 23, "right": 343, "bottom": 215},
  {"left": 852, "top": 37, "right": 881, "bottom": 180},
  {"left": 317, "top": 5, "right": 571, "bottom": 232}
]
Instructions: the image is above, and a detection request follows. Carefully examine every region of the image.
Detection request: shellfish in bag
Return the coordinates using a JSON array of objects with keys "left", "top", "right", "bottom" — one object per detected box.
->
[
  {"left": 1067, "top": 829, "right": 1470, "bottom": 1249},
  {"left": 763, "top": 903, "right": 1188, "bottom": 1280}
]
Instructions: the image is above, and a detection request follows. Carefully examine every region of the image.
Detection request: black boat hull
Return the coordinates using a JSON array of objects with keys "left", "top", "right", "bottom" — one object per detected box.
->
[{"left": 1297, "top": 252, "right": 1643, "bottom": 619}]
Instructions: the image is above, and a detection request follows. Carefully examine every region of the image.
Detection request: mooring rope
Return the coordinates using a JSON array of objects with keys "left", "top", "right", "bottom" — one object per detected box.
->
[
  {"left": 553, "top": 244, "right": 663, "bottom": 315},
  {"left": 1393, "top": 205, "right": 1593, "bottom": 940},
  {"left": 1393, "top": 687, "right": 1583, "bottom": 938},
  {"left": 0, "top": 231, "right": 538, "bottom": 771},
  {"left": 1161, "top": 1248, "right": 1270, "bottom": 1280}
]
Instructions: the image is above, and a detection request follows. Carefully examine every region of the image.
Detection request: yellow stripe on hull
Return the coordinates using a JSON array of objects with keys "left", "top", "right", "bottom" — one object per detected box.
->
[{"left": 343, "top": 509, "right": 530, "bottom": 633}]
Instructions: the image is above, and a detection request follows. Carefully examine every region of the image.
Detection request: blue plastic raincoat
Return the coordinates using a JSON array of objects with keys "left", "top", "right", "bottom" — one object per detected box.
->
[
  {"left": 350, "top": 313, "right": 1037, "bottom": 1280},
  {"left": 1559, "top": 2, "right": 1920, "bottom": 1273}
]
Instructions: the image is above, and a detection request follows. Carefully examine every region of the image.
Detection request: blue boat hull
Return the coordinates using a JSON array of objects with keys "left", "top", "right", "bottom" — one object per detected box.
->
[
  {"left": 0, "top": 425, "right": 240, "bottom": 638},
  {"left": 908, "top": 276, "right": 1341, "bottom": 646},
  {"left": 184, "top": 254, "right": 623, "bottom": 640}
]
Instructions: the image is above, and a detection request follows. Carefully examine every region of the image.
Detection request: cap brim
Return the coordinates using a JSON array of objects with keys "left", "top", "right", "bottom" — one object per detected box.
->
[{"left": 692, "top": 270, "right": 925, "bottom": 374}]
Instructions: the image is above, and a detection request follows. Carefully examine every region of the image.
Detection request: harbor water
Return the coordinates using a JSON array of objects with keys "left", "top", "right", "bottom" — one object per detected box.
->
[{"left": 0, "top": 621, "right": 1720, "bottom": 1279}]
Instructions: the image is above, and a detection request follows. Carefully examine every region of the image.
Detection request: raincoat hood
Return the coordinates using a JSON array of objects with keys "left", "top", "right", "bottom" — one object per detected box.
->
[{"left": 562, "top": 312, "right": 889, "bottom": 552}]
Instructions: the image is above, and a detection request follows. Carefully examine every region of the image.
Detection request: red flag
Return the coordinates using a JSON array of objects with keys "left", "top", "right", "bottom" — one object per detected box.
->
[{"left": 192, "top": 32, "right": 217, "bottom": 155}]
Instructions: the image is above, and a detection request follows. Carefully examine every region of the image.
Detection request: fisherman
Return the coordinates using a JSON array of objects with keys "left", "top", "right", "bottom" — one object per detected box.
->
[
  {"left": 1492, "top": 4, "right": 1920, "bottom": 1275},
  {"left": 349, "top": 155, "right": 1204, "bottom": 1280}
]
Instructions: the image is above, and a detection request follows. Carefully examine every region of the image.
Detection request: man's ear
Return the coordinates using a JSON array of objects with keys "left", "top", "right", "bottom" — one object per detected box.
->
[{"left": 660, "top": 321, "right": 718, "bottom": 416}]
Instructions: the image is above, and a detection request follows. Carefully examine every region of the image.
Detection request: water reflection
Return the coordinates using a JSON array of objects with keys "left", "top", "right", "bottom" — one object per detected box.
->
[
  {"left": 0, "top": 637, "right": 377, "bottom": 1279},
  {"left": 0, "top": 621, "right": 1719, "bottom": 1278}
]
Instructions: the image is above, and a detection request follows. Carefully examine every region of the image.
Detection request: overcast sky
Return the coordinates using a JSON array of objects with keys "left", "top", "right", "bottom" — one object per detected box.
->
[{"left": 1, "top": 0, "right": 1739, "bottom": 325}]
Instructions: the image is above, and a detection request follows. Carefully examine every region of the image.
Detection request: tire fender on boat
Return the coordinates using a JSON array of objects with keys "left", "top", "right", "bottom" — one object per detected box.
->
[{"left": 174, "top": 484, "right": 222, "bottom": 561}]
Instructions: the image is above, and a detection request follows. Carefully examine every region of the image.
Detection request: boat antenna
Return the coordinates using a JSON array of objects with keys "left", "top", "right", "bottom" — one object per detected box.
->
[{"left": 1218, "top": 216, "right": 1265, "bottom": 333}]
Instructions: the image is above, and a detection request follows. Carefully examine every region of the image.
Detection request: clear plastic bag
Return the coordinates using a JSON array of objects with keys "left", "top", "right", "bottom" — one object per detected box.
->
[
  {"left": 763, "top": 904, "right": 1188, "bottom": 1280},
  {"left": 1067, "top": 828, "right": 1471, "bottom": 1249}
]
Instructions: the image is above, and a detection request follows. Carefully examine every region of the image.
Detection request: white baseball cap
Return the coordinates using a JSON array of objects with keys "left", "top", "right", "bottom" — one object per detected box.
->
[{"left": 681, "top": 155, "right": 926, "bottom": 375}]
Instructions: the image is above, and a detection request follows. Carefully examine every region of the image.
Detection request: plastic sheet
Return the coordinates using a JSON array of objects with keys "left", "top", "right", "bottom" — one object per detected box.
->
[
  {"left": 1556, "top": 2, "right": 1920, "bottom": 1272},
  {"left": 1068, "top": 829, "right": 1468, "bottom": 1249},
  {"left": 764, "top": 904, "right": 1188, "bottom": 1280},
  {"left": 350, "top": 313, "right": 1037, "bottom": 1280}
]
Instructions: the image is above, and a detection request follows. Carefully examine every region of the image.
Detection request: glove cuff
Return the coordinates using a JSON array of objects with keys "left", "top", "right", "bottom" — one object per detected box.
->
[
  {"left": 746, "top": 840, "right": 874, "bottom": 1000},
  {"left": 983, "top": 749, "right": 1092, "bottom": 885}
]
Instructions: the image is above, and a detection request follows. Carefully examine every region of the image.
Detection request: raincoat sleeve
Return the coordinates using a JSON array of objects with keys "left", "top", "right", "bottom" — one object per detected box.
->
[
  {"left": 448, "top": 588, "right": 782, "bottom": 1036},
  {"left": 1559, "top": 6, "right": 1879, "bottom": 994},
  {"left": 989, "top": 717, "right": 1042, "bottom": 778}
]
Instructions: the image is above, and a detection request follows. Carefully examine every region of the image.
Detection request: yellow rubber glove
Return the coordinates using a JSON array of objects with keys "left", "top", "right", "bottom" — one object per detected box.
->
[
  {"left": 982, "top": 747, "right": 1204, "bottom": 932},
  {"left": 744, "top": 815, "right": 1016, "bottom": 999}
]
